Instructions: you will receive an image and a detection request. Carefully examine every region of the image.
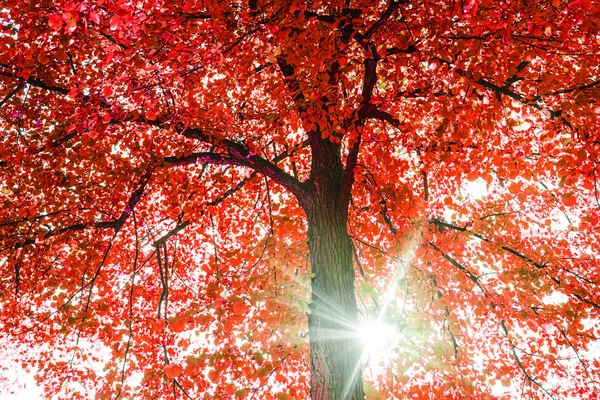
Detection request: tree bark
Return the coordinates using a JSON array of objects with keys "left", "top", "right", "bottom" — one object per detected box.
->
[{"left": 302, "top": 176, "right": 364, "bottom": 400}]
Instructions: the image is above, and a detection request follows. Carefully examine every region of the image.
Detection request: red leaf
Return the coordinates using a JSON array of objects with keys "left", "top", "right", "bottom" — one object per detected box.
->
[
  {"left": 109, "top": 15, "right": 122, "bottom": 30},
  {"left": 145, "top": 110, "right": 157, "bottom": 120},
  {"left": 37, "top": 52, "right": 51, "bottom": 65},
  {"left": 208, "top": 369, "right": 219, "bottom": 382},
  {"left": 64, "top": 11, "right": 78, "bottom": 28},
  {"left": 88, "top": 11, "right": 101, "bottom": 25},
  {"left": 48, "top": 14, "right": 63, "bottom": 31}
]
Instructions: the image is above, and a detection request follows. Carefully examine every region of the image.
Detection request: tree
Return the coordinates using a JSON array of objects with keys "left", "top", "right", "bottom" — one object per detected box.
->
[{"left": 1, "top": 0, "right": 599, "bottom": 398}]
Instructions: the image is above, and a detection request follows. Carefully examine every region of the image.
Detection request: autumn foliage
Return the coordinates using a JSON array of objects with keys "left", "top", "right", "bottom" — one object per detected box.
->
[{"left": 1, "top": 0, "right": 600, "bottom": 399}]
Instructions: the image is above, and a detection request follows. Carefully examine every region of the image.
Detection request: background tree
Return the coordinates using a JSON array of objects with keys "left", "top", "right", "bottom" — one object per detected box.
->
[{"left": 1, "top": 0, "right": 600, "bottom": 399}]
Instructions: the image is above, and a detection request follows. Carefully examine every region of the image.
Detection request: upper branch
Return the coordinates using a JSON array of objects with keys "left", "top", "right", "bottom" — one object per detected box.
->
[
  {"left": 363, "top": 1, "right": 403, "bottom": 40},
  {"left": 0, "top": 66, "right": 305, "bottom": 200},
  {"left": 79, "top": 166, "right": 153, "bottom": 234},
  {"left": 435, "top": 59, "right": 574, "bottom": 128},
  {"left": 429, "top": 218, "right": 547, "bottom": 269},
  {"left": 6, "top": 167, "right": 153, "bottom": 251},
  {"left": 342, "top": 134, "right": 361, "bottom": 210},
  {"left": 174, "top": 126, "right": 305, "bottom": 198},
  {"left": 276, "top": 56, "right": 308, "bottom": 116},
  {"left": 359, "top": 47, "right": 381, "bottom": 113}
]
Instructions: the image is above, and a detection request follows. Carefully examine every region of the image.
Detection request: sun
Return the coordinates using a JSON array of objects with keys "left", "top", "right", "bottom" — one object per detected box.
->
[{"left": 357, "top": 318, "right": 399, "bottom": 367}]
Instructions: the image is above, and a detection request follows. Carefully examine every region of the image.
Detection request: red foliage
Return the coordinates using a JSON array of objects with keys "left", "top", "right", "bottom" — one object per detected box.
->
[{"left": 1, "top": 0, "right": 600, "bottom": 399}]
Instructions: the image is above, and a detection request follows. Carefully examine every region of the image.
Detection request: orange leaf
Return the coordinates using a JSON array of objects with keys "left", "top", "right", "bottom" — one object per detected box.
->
[
  {"left": 164, "top": 364, "right": 183, "bottom": 379},
  {"left": 265, "top": 298, "right": 278, "bottom": 312},
  {"left": 170, "top": 318, "right": 186, "bottom": 333},
  {"left": 64, "top": 11, "right": 78, "bottom": 31},
  {"left": 208, "top": 368, "right": 219, "bottom": 382},
  {"left": 561, "top": 192, "right": 576, "bottom": 206},
  {"left": 224, "top": 383, "right": 237, "bottom": 395},
  {"left": 232, "top": 301, "right": 248, "bottom": 315}
]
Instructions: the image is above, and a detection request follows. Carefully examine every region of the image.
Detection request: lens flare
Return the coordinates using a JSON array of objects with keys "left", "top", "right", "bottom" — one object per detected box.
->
[{"left": 358, "top": 319, "right": 398, "bottom": 365}]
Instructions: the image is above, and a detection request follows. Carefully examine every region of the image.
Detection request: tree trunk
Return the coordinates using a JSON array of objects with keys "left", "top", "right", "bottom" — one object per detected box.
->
[{"left": 303, "top": 186, "right": 364, "bottom": 400}]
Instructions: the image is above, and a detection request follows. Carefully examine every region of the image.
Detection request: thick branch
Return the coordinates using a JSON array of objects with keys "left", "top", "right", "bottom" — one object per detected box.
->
[
  {"left": 0, "top": 69, "right": 69, "bottom": 95},
  {"left": 276, "top": 56, "right": 308, "bottom": 116},
  {"left": 174, "top": 125, "right": 305, "bottom": 197},
  {"left": 342, "top": 135, "right": 361, "bottom": 209},
  {"left": 386, "top": 44, "right": 417, "bottom": 56},
  {"left": 0, "top": 82, "right": 25, "bottom": 107},
  {"left": 363, "top": 1, "right": 402, "bottom": 40},
  {"left": 362, "top": 107, "right": 401, "bottom": 127},
  {"left": 96, "top": 168, "right": 153, "bottom": 233},
  {"left": 360, "top": 50, "right": 380, "bottom": 109},
  {"left": 8, "top": 169, "right": 152, "bottom": 250}
]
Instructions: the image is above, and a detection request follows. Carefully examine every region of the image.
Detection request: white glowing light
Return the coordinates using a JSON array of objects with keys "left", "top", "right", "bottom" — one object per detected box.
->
[
  {"left": 358, "top": 319, "right": 398, "bottom": 365},
  {"left": 464, "top": 178, "right": 488, "bottom": 199}
]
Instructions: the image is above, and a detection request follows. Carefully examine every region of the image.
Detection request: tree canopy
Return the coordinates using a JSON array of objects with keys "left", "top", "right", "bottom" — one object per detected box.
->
[{"left": 1, "top": 0, "right": 600, "bottom": 399}]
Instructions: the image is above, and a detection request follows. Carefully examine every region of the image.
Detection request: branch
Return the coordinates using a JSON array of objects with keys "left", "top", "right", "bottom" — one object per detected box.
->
[
  {"left": 363, "top": 1, "right": 402, "bottom": 40},
  {"left": 8, "top": 140, "right": 300, "bottom": 252},
  {"left": 422, "top": 171, "right": 429, "bottom": 202},
  {"left": 439, "top": 60, "right": 572, "bottom": 127},
  {"left": 431, "top": 276, "right": 459, "bottom": 359},
  {"left": 429, "top": 241, "right": 487, "bottom": 295},
  {"left": 350, "top": 240, "right": 367, "bottom": 280},
  {"left": 0, "top": 69, "right": 70, "bottom": 96},
  {"left": 429, "top": 218, "right": 547, "bottom": 269},
  {"left": 180, "top": 12, "right": 211, "bottom": 20},
  {"left": 545, "top": 79, "right": 600, "bottom": 96},
  {"left": 164, "top": 151, "right": 239, "bottom": 167},
  {"left": 7, "top": 169, "right": 152, "bottom": 250},
  {"left": 355, "top": 164, "right": 397, "bottom": 234},
  {"left": 386, "top": 44, "right": 418, "bottom": 56},
  {"left": 275, "top": 56, "right": 308, "bottom": 115},
  {"left": 209, "top": 171, "right": 258, "bottom": 207},
  {"left": 500, "top": 320, "right": 555, "bottom": 399},
  {"left": 503, "top": 60, "right": 529, "bottom": 89},
  {"left": 341, "top": 30, "right": 392, "bottom": 206},
  {"left": 1, "top": 65, "right": 304, "bottom": 200},
  {"left": 359, "top": 48, "right": 380, "bottom": 110},
  {"left": 570, "top": 293, "right": 600, "bottom": 311},
  {"left": 173, "top": 379, "right": 193, "bottom": 400},
  {"left": 362, "top": 107, "right": 401, "bottom": 127},
  {"left": 342, "top": 135, "right": 361, "bottom": 208},
  {"left": 153, "top": 220, "right": 190, "bottom": 248},
  {"left": 156, "top": 243, "right": 169, "bottom": 319},
  {"left": 116, "top": 213, "right": 140, "bottom": 400},
  {"left": 96, "top": 168, "right": 153, "bottom": 233},
  {"left": 0, "top": 82, "right": 25, "bottom": 107},
  {"left": 165, "top": 133, "right": 304, "bottom": 199},
  {"left": 153, "top": 169, "right": 261, "bottom": 247}
]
